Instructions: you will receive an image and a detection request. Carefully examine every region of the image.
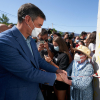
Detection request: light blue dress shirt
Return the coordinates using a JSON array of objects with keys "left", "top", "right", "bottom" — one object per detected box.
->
[{"left": 22, "top": 35, "right": 33, "bottom": 56}]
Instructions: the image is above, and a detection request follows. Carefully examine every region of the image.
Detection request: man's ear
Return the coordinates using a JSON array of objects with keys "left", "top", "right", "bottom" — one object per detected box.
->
[{"left": 24, "top": 15, "right": 31, "bottom": 24}]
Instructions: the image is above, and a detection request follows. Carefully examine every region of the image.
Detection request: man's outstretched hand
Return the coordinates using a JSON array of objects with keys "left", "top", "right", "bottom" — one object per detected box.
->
[
  {"left": 56, "top": 69, "right": 67, "bottom": 75},
  {"left": 56, "top": 69, "right": 72, "bottom": 85}
]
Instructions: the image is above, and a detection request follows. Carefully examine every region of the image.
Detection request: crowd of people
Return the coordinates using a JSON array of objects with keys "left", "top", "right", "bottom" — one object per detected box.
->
[
  {"left": 32, "top": 29, "right": 96, "bottom": 100},
  {"left": 0, "top": 3, "right": 96, "bottom": 100}
]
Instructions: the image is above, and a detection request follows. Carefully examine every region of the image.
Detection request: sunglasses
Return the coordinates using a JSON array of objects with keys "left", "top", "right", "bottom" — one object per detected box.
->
[
  {"left": 39, "top": 39, "right": 48, "bottom": 42},
  {"left": 75, "top": 51, "right": 83, "bottom": 54},
  {"left": 45, "top": 39, "right": 48, "bottom": 42}
]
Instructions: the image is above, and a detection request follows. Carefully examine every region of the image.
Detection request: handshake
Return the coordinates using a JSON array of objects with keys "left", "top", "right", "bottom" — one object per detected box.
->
[
  {"left": 56, "top": 69, "right": 72, "bottom": 86},
  {"left": 44, "top": 55, "right": 72, "bottom": 85}
]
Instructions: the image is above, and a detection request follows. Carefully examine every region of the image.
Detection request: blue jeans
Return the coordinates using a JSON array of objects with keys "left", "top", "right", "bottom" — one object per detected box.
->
[{"left": 36, "top": 88, "right": 44, "bottom": 100}]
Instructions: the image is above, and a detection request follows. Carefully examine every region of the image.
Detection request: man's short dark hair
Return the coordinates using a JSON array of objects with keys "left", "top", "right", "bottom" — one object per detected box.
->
[
  {"left": 79, "top": 40, "right": 85, "bottom": 45},
  {"left": 64, "top": 32, "right": 69, "bottom": 36},
  {"left": 18, "top": 3, "right": 46, "bottom": 23},
  {"left": 53, "top": 32, "right": 61, "bottom": 37},
  {"left": 39, "top": 28, "right": 48, "bottom": 36},
  {"left": 71, "top": 32, "right": 74, "bottom": 37},
  {"left": 81, "top": 31, "right": 87, "bottom": 36}
]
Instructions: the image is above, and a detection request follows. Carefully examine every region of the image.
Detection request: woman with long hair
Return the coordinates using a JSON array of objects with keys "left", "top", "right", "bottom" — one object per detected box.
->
[
  {"left": 44, "top": 36, "right": 70, "bottom": 100},
  {"left": 86, "top": 32, "right": 96, "bottom": 57}
]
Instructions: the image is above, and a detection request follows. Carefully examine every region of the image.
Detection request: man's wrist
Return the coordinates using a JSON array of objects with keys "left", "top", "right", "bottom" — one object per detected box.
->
[
  {"left": 56, "top": 69, "right": 63, "bottom": 73},
  {"left": 55, "top": 73, "right": 62, "bottom": 81}
]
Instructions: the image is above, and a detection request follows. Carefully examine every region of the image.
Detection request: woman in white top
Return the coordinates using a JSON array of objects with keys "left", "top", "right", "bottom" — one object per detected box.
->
[{"left": 86, "top": 32, "right": 96, "bottom": 57}]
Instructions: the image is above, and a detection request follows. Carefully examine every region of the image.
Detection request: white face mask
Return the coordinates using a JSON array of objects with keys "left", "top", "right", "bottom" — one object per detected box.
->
[
  {"left": 74, "top": 53, "right": 85, "bottom": 62},
  {"left": 31, "top": 27, "right": 41, "bottom": 37},
  {"left": 25, "top": 18, "right": 41, "bottom": 37}
]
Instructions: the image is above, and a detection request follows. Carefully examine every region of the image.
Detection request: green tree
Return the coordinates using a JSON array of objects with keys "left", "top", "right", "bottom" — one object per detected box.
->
[
  {"left": 50, "top": 28, "right": 57, "bottom": 34},
  {"left": 0, "top": 14, "right": 9, "bottom": 25},
  {"left": 59, "top": 31, "right": 63, "bottom": 35},
  {"left": 79, "top": 34, "right": 81, "bottom": 37},
  {"left": 53, "top": 28, "right": 57, "bottom": 33}
]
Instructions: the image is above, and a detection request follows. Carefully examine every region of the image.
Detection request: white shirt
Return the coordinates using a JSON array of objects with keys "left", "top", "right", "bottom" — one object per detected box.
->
[{"left": 88, "top": 43, "right": 95, "bottom": 57}]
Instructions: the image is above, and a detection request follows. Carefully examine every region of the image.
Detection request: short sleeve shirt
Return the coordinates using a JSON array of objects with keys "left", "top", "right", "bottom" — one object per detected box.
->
[{"left": 88, "top": 43, "right": 95, "bottom": 57}]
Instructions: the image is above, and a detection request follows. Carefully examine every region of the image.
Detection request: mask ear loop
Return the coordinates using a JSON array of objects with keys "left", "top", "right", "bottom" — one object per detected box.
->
[
  {"left": 22, "top": 17, "right": 25, "bottom": 19},
  {"left": 27, "top": 24, "right": 32, "bottom": 31},
  {"left": 31, "top": 21, "right": 35, "bottom": 28},
  {"left": 22, "top": 17, "right": 33, "bottom": 31}
]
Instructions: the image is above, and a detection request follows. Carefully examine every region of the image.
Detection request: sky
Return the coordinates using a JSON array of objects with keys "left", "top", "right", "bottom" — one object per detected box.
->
[{"left": 0, "top": 0, "right": 99, "bottom": 34}]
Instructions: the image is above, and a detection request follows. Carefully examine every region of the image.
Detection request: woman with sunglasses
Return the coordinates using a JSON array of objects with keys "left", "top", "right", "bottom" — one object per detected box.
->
[{"left": 61, "top": 45, "right": 94, "bottom": 100}]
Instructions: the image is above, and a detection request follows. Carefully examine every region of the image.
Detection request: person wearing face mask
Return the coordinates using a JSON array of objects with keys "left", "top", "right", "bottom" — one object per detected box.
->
[
  {"left": 74, "top": 36, "right": 80, "bottom": 45},
  {"left": 44, "top": 36, "right": 72, "bottom": 100},
  {"left": 48, "top": 36, "right": 53, "bottom": 43},
  {"left": 61, "top": 45, "right": 94, "bottom": 100},
  {"left": 0, "top": 3, "right": 68, "bottom": 100},
  {"left": 32, "top": 37, "right": 38, "bottom": 43}
]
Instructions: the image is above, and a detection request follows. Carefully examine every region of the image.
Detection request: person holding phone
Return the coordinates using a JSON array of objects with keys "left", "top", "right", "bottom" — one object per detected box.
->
[
  {"left": 37, "top": 28, "right": 57, "bottom": 59},
  {"left": 37, "top": 28, "right": 58, "bottom": 99}
]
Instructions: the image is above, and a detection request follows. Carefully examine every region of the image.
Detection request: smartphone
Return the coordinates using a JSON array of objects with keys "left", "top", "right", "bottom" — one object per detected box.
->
[
  {"left": 40, "top": 40, "right": 44, "bottom": 44},
  {"left": 44, "top": 54, "right": 48, "bottom": 57}
]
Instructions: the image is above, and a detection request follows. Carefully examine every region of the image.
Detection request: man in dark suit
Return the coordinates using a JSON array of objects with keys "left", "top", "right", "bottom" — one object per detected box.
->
[{"left": 0, "top": 3, "right": 67, "bottom": 100}]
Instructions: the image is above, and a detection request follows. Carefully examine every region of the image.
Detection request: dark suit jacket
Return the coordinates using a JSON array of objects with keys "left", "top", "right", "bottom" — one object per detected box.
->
[{"left": 0, "top": 26, "right": 57, "bottom": 100}]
